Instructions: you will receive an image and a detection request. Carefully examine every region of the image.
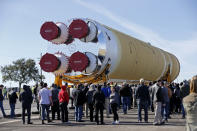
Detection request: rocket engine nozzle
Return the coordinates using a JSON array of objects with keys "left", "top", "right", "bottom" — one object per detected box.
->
[
  {"left": 69, "top": 51, "right": 89, "bottom": 72},
  {"left": 40, "top": 19, "right": 98, "bottom": 45},
  {"left": 40, "top": 22, "right": 70, "bottom": 44},
  {"left": 69, "top": 19, "right": 98, "bottom": 42},
  {"left": 69, "top": 19, "right": 89, "bottom": 39},
  {"left": 39, "top": 53, "right": 60, "bottom": 72},
  {"left": 40, "top": 22, "right": 59, "bottom": 41},
  {"left": 40, "top": 53, "right": 70, "bottom": 75}
]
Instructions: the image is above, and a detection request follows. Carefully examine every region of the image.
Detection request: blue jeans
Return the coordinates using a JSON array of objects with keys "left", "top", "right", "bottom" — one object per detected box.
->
[
  {"left": 75, "top": 105, "right": 83, "bottom": 121},
  {"left": 161, "top": 102, "right": 169, "bottom": 120},
  {"left": 128, "top": 96, "right": 131, "bottom": 109},
  {"left": 0, "top": 101, "right": 6, "bottom": 117},
  {"left": 4, "top": 93, "right": 7, "bottom": 99},
  {"left": 41, "top": 104, "right": 50, "bottom": 120},
  {"left": 137, "top": 100, "right": 148, "bottom": 121},
  {"left": 181, "top": 103, "right": 185, "bottom": 117},
  {"left": 10, "top": 103, "right": 15, "bottom": 118},
  {"left": 121, "top": 96, "right": 130, "bottom": 114}
]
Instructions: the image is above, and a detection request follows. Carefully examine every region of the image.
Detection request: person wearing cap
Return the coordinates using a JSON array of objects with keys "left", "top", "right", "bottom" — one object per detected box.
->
[
  {"left": 135, "top": 78, "right": 150, "bottom": 123},
  {"left": 39, "top": 83, "right": 53, "bottom": 124},
  {"left": 0, "top": 84, "right": 6, "bottom": 118},
  {"left": 86, "top": 84, "right": 96, "bottom": 122},
  {"left": 59, "top": 83, "right": 69, "bottom": 123},
  {"left": 19, "top": 85, "right": 33, "bottom": 124}
]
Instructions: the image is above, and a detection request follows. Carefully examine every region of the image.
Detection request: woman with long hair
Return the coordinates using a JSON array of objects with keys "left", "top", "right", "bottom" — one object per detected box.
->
[{"left": 183, "top": 75, "right": 197, "bottom": 131}]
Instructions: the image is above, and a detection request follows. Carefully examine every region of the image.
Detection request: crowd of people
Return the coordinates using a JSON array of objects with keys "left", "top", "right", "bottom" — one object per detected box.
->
[{"left": 0, "top": 77, "right": 193, "bottom": 126}]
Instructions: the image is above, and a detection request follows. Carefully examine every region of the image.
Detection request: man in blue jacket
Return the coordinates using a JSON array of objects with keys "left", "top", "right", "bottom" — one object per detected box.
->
[{"left": 101, "top": 82, "right": 111, "bottom": 118}]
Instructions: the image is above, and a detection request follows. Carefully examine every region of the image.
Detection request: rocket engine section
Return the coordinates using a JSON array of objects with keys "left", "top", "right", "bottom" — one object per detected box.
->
[{"left": 39, "top": 18, "right": 180, "bottom": 84}]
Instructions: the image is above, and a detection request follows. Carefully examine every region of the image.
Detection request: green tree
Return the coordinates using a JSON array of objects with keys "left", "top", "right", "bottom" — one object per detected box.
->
[{"left": 1, "top": 58, "right": 45, "bottom": 92}]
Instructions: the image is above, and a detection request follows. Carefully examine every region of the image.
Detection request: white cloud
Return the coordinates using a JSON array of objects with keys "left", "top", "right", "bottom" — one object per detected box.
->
[{"left": 74, "top": 0, "right": 197, "bottom": 82}]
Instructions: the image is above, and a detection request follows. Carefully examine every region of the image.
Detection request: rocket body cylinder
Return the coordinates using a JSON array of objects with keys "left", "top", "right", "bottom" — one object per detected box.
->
[
  {"left": 106, "top": 27, "right": 180, "bottom": 81},
  {"left": 40, "top": 18, "right": 180, "bottom": 83}
]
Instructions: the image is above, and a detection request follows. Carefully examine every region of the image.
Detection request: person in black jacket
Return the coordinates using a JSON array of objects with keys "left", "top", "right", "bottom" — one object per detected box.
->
[
  {"left": 119, "top": 82, "right": 132, "bottom": 114},
  {"left": 33, "top": 83, "right": 40, "bottom": 112},
  {"left": 86, "top": 84, "right": 96, "bottom": 122},
  {"left": 135, "top": 78, "right": 150, "bottom": 123},
  {"left": 8, "top": 88, "right": 18, "bottom": 118},
  {"left": 93, "top": 85, "right": 105, "bottom": 125},
  {"left": 51, "top": 84, "right": 60, "bottom": 120},
  {"left": 19, "top": 85, "right": 33, "bottom": 124},
  {"left": 72, "top": 84, "right": 88, "bottom": 122}
]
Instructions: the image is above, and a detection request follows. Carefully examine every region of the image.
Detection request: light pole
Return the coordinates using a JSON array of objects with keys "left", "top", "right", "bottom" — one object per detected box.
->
[
  {"left": 40, "top": 53, "right": 43, "bottom": 83},
  {"left": 37, "top": 53, "right": 43, "bottom": 84}
]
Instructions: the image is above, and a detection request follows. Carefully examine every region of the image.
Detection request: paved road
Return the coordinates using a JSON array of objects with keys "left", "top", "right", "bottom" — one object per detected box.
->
[
  {"left": 2, "top": 99, "right": 37, "bottom": 111},
  {"left": 0, "top": 102, "right": 186, "bottom": 131},
  {"left": 0, "top": 99, "right": 38, "bottom": 117}
]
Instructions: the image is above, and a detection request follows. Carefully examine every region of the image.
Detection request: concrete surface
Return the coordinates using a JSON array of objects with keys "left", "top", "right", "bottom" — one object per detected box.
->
[{"left": 0, "top": 100, "right": 186, "bottom": 131}]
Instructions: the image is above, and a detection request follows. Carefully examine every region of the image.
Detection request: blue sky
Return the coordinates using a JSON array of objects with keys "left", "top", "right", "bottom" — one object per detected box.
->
[{"left": 0, "top": 0, "right": 197, "bottom": 87}]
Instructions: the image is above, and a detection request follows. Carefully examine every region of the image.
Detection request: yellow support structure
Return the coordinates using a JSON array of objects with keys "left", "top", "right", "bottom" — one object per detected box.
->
[{"left": 54, "top": 76, "right": 63, "bottom": 87}]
